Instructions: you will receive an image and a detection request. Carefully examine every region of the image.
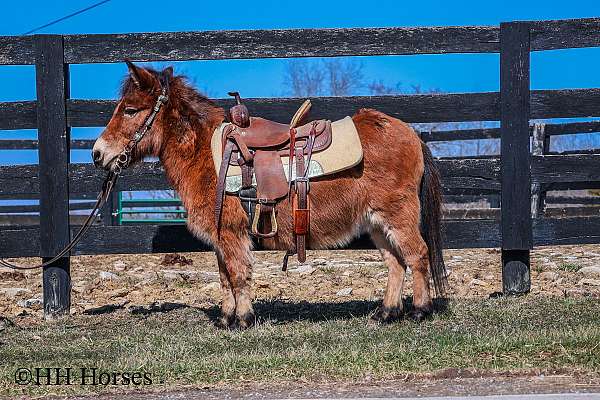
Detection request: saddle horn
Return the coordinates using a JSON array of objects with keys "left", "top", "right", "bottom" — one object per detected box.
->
[{"left": 228, "top": 91, "right": 250, "bottom": 128}]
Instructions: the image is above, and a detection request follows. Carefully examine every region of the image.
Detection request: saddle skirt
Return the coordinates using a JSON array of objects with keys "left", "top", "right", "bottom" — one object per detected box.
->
[{"left": 211, "top": 116, "right": 363, "bottom": 193}]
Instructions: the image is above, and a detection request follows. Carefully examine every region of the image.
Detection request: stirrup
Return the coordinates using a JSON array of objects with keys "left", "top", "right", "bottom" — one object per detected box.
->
[{"left": 251, "top": 203, "right": 278, "bottom": 238}]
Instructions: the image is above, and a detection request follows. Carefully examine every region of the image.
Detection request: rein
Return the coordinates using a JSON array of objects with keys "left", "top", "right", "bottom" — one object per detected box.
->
[{"left": 0, "top": 83, "right": 169, "bottom": 271}]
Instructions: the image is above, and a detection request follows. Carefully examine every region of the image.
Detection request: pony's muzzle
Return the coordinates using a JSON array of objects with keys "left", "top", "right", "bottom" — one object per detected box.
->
[{"left": 92, "top": 149, "right": 102, "bottom": 167}]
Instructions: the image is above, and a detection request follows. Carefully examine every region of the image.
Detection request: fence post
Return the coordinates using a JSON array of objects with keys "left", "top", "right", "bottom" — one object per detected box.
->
[
  {"left": 500, "top": 22, "right": 532, "bottom": 294},
  {"left": 100, "top": 191, "right": 119, "bottom": 226},
  {"left": 34, "top": 35, "right": 71, "bottom": 318}
]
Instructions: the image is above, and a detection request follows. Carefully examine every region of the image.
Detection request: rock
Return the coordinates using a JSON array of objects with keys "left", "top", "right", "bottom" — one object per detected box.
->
[
  {"left": 99, "top": 271, "right": 119, "bottom": 280},
  {"left": 555, "top": 278, "right": 564, "bottom": 286},
  {"left": 292, "top": 265, "right": 315, "bottom": 275},
  {"left": 336, "top": 287, "right": 353, "bottom": 296},
  {"left": 0, "top": 288, "right": 31, "bottom": 298},
  {"left": 113, "top": 260, "right": 127, "bottom": 271},
  {"left": 109, "top": 288, "right": 129, "bottom": 299},
  {"left": 161, "top": 271, "right": 182, "bottom": 281},
  {"left": 539, "top": 271, "right": 560, "bottom": 281},
  {"left": 579, "top": 266, "right": 600, "bottom": 277},
  {"left": 17, "top": 298, "right": 42, "bottom": 308},
  {"left": 203, "top": 282, "right": 221, "bottom": 292},
  {"left": 332, "top": 263, "right": 353, "bottom": 269},
  {"left": 311, "top": 258, "right": 327, "bottom": 266},
  {"left": 579, "top": 278, "right": 600, "bottom": 287}
]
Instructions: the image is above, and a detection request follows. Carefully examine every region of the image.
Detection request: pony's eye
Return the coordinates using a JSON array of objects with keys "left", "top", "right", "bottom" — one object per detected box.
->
[{"left": 123, "top": 107, "right": 138, "bottom": 116}]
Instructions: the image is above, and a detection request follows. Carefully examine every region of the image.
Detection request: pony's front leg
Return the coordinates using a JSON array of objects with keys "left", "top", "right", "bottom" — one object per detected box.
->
[
  {"left": 216, "top": 252, "right": 237, "bottom": 329},
  {"left": 216, "top": 231, "right": 255, "bottom": 329}
]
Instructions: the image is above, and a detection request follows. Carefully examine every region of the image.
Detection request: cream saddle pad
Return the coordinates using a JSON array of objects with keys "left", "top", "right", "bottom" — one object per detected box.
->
[{"left": 211, "top": 116, "right": 363, "bottom": 193}]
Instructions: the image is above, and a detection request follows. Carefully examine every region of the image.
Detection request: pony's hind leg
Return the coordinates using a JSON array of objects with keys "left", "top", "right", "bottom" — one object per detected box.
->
[
  {"left": 372, "top": 210, "right": 433, "bottom": 321},
  {"left": 398, "top": 231, "right": 432, "bottom": 320},
  {"left": 370, "top": 229, "right": 406, "bottom": 323}
]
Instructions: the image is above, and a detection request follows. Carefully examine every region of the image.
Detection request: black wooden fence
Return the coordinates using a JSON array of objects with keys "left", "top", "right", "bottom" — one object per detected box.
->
[{"left": 1, "top": 18, "right": 600, "bottom": 317}]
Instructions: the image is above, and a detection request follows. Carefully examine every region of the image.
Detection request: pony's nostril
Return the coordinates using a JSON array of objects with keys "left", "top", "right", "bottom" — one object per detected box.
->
[{"left": 92, "top": 150, "right": 102, "bottom": 165}]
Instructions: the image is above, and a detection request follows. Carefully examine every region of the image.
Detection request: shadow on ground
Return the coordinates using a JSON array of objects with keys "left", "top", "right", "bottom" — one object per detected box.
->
[{"left": 81, "top": 297, "right": 449, "bottom": 326}]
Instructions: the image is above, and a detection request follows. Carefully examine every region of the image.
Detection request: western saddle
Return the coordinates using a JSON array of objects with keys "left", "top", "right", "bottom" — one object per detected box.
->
[{"left": 215, "top": 92, "right": 333, "bottom": 268}]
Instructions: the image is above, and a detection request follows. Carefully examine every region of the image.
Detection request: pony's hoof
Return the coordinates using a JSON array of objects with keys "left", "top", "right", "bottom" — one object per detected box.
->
[
  {"left": 408, "top": 305, "right": 432, "bottom": 322},
  {"left": 216, "top": 314, "right": 236, "bottom": 330},
  {"left": 235, "top": 311, "right": 256, "bottom": 330},
  {"left": 370, "top": 306, "right": 403, "bottom": 324}
]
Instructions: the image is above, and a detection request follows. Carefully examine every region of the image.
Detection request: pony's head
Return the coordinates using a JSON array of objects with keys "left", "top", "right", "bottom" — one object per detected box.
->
[{"left": 92, "top": 61, "right": 173, "bottom": 170}]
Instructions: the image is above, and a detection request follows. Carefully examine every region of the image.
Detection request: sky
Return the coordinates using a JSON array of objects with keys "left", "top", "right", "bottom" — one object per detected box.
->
[{"left": 1, "top": 0, "right": 600, "bottom": 166}]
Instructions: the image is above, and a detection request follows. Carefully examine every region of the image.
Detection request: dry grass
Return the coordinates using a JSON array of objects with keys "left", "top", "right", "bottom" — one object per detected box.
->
[{"left": 1, "top": 295, "right": 600, "bottom": 397}]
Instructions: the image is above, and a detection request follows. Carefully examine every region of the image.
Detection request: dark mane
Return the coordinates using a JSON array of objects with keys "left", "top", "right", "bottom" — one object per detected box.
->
[
  {"left": 120, "top": 66, "right": 214, "bottom": 104},
  {"left": 120, "top": 65, "right": 222, "bottom": 127}
]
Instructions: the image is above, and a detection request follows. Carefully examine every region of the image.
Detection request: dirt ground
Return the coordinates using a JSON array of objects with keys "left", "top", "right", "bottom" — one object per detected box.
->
[{"left": 1, "top": 245, "right": 599, "bottom": 322}]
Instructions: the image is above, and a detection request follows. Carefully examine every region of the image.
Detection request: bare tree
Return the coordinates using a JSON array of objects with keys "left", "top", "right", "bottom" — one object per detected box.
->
[
  {"left": 368, "top": 80, "right": 401, "bottom": 95},
  {"left": 325, "top": 59, "right": 363, "bottom": 96},
  {"left": 284, "top": 60, "right": 325, "bottom": 97},
  {"left": 284, "top": 59, "right": 363, "bottom": 97}
]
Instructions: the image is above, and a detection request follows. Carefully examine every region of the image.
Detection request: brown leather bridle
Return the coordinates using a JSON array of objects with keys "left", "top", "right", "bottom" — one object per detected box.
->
[
  {"left": 0, "top": 79, "right": 169, "bottom": 270},
  {"left": 112, "top": 84, "right": 168, "bottom": 175}
]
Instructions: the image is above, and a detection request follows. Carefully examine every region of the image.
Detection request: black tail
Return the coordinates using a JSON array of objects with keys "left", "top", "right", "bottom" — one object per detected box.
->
[{"left": 419, "top": 143, "right": 448, "bottom": 297}]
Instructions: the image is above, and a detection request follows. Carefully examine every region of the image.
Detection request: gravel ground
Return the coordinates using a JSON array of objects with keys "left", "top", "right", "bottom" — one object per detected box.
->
[{"left": 1, "top": 245, "right": 599, "bottom": 322}]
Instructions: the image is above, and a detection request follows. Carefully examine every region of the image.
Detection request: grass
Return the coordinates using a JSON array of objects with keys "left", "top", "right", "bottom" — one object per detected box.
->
[
  {"left": 559, "top": 263, "right": 583, "bottom": 272},
  {"left": 1, "top": 296, "right": 600, "bottom": 397},
  {"left": 534, "top": 264, "right": 544, "bottom": 274}
]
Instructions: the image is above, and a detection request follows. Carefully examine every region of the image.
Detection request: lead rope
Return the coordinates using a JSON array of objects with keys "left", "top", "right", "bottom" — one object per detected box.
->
[
  {"left": 0, "top": 83, "right": 169, "bottom": 271},
  {"left": 0, "top": 171, "right": 118, "bottom": 270}
]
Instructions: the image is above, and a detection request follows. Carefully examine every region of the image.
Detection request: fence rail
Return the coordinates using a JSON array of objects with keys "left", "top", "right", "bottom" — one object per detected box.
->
[
  {"left": 2, "top": 17, "right": 600, "bottom": 65},
  {"left": 3, "top": 89, "right": 600, "bottom": 130},
  {"left": 1, "top": 17, "right": 600, "bottom": 317}
]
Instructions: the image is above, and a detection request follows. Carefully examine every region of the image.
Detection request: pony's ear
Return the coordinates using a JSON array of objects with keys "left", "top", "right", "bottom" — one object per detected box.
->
[
  {"left": 125, "top": 59, "right": 155, "bottom": 89},
  {"left": 163, "top": 66, "right": 174, "bottom": 79}
]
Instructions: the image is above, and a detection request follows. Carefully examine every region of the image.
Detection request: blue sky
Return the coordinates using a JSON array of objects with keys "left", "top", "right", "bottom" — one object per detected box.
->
[{"left": 1, "top": 0, "right": 599, "bottom": 165}]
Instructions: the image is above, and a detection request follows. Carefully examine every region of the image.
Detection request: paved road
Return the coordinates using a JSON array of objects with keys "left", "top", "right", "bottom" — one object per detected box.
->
[
  {"left": 81, "top": 392, "right": 600, "bottom": 400},
  {"left": 388, "top": 394, "right": 600, "bottom": 400},
  {"left": 132, "top": 395, "right": 600, "bottom": 400},
  {"left": 71, "top": 377, "right": 600, "bottom": 400}
]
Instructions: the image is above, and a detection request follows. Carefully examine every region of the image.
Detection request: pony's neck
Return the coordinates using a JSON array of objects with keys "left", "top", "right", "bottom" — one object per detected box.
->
[{"left": 158, "top": 86, "right": 224, "bottom": 208}]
